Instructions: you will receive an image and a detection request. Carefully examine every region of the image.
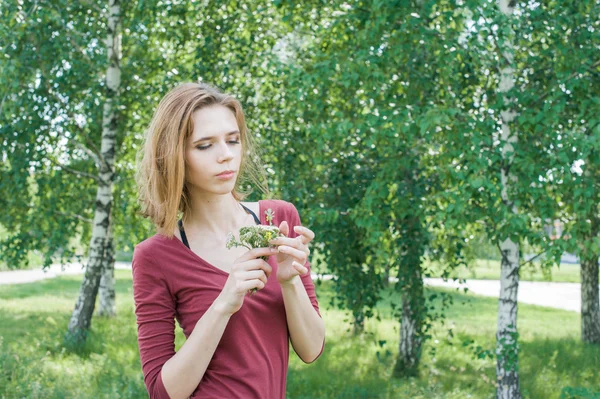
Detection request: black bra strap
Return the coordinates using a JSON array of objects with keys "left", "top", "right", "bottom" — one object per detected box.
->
[
  {"left": 177, "top": 219, "right": 190, "bottom": 249},
  {"left": 241, "top": 203, "right": 261, "bottom": 225}
]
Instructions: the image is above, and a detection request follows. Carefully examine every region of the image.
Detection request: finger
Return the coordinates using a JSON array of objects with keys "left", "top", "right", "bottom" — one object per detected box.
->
[
  {"left": 293, "top": 225, "right": 315, "bottom": 242},
  {"left": 272, "top": 229, "right": 310, "bottom": 246},
  {"left": 277, "top": 245, "right": 307, "bottom": 262},
  {"left": 240, "top": 246, "right": 278, "bottom": 262},
  {"left": 260, "top": 260, "right": 273, "bottom": 279},
  {"left": 269, "top": 237, "right": 311, "bottom": 256},
  {"left": 242, "top": 270, "right": 268, "bottom": 285},
  {"left": 293, "top": 261, "right": 309, "bottom": 275},
  {"left": 238, "top": 279, "right": 265, "bottom": 294},
  {"left": 269, "top": 236, "right": 310, "bottom": 251},
  {"left": 241, "top": 258, "right": 273, "bottom": 277},
  {"left": 279, "top": 220, "right": 289, "bottom": 237}
]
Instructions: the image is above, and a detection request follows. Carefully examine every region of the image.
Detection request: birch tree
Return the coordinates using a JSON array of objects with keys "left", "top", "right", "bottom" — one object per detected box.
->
[
  {"left": 97, "top": 220, "right": 116, "bottom": 315},
  {"left": 429, "top": 1, "right": 600, "bottom": 395},
  {"left": 0, "top": 1, "right": 105, "bottom": 271},
  {"left": 503, "top": 0, "right": 600, "bottom": 344},
  {"left": 494, "top": 1, "right": 521, "bottom": 396},
  {"left": 66, "top": 0, "right": 121, "bottom": 341}
]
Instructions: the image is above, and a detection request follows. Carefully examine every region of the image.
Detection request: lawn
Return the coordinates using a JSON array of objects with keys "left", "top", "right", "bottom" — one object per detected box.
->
[{"left": 0, "top": 270, "right": 598, "bottom": 398}]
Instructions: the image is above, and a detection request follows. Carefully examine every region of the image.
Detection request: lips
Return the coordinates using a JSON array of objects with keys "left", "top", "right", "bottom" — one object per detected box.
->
[{"left": 217, "top": 170, "right": 235, "bottom": 176}]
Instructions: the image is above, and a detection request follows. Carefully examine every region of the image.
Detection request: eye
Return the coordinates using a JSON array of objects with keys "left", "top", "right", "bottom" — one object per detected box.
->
[{"left": 196, "top": 140, "right": 241, "bottom": 150}]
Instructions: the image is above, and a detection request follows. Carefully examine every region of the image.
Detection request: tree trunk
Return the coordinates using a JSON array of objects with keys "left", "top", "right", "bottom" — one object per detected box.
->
[
  {"left": 580, "top": 215, "right": 600, "bottom": 344},
  {"left": 496, "top": 1, "right": 521, "bottom": 397},
  {"left": 393, "top": 264, "right": 424, "bottom": 378},
  {"left": 352, "top": 312, "right": 365, "bottom": 336},
  {"left": 496, "top": 238, "right": 521, "bottom": 398},
  {"left": 97, "top": 226, "right": 116, "bottom": 317},
  {"left": 65, "top": 0, "right": 121, "bottom": 345},
  {"left": 383, "top": 262, "right": 390, "bottom": 288},
  {"left": 392, "top": 215, "right": 426, "bottom": 378},
  {"left": 581, "top": 255, "right": 600, "bottom": 343}
]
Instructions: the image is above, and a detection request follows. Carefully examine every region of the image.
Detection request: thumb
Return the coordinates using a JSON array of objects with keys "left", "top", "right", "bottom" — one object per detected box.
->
[{"left": 279, "top": 220, "right": 289, "bottom": 237}]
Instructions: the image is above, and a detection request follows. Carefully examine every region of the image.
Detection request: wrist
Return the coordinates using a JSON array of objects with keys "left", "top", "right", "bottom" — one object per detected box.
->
[
  {"left": 212, "top": 297, "right": 233, "bottom": 317},
  {"left": 280, "top": 275, "right": 302, "bottom": 289}
]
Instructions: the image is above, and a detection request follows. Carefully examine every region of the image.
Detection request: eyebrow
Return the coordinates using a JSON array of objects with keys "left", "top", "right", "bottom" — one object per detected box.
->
[{"left": 193, "top": 130, "right": 240, "bottom": 144}]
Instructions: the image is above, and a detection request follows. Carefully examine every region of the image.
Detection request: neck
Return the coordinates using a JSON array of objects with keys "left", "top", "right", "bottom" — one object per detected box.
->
[{"left": 183, "top": 192, "right": 248, "bottom": 240}]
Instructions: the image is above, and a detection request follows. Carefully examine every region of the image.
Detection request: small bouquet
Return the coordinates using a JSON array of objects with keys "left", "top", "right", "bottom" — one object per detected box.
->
[{"left": 225, "top": 208, "right": 283, "bottom": 295}]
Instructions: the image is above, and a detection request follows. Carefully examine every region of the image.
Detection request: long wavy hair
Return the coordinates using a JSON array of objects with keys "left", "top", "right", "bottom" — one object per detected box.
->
[{"left": 136, "top": 82, "right": 270, "bottom": 237}]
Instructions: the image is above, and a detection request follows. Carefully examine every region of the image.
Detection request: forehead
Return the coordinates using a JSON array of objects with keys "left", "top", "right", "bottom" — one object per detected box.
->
[{"left": 190, "top": 105, "right": 239, "bottom": 141}]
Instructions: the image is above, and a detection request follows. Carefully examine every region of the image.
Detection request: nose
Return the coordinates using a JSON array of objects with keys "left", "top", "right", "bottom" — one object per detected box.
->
[{"left": 217, "top": 140, "right": 235, "bottom": 163}]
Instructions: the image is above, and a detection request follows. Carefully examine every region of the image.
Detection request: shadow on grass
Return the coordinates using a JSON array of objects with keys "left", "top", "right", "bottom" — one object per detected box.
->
[
  {"left": 520, "top": 338, "right": 600, "bottom": 399},
  {"left": 0, "top": 300, "right": 146, "bottom": 398},
  {"left": 287, "top": 282, "right": 600, "bottom": 399}
]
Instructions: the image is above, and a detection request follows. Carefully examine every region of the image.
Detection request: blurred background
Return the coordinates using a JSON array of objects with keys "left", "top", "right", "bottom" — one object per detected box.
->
[{"left": 1, "top": 0, "right": 599, "bottom": 398}]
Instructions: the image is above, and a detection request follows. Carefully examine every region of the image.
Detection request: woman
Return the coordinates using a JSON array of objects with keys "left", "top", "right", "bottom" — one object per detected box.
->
[{"left": 132, "top": 82, "right": 325, "bottom": 399}]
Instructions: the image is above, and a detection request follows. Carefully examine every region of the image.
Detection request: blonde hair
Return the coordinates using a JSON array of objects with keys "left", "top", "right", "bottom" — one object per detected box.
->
[{"left": 136, "top": 82, "right": 270, "bottom": 237}]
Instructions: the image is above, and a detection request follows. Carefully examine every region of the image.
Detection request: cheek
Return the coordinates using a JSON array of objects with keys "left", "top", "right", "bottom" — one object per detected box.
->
[{"left": 185, "top": 151, "right": 209, "bottom": 176}]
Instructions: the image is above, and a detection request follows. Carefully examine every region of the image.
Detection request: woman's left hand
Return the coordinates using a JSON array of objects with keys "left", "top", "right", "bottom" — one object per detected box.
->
[{"left": 269, "top": 221, "right": 314, "bottom": 286}]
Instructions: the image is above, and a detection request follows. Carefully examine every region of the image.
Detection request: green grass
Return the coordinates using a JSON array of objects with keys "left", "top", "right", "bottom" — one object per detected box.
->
[{"left": 0, "top": 271, "right": 599, "bottom": 398}]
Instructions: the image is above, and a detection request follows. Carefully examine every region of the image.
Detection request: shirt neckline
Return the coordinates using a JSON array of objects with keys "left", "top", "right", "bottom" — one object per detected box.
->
[{"left": 166, "top": 200, "right": 265, "bottom": 277}]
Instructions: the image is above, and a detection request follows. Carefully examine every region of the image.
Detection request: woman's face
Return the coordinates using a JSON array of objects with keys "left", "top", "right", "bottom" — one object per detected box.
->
[{"left": 184, "top": 104, "right": 243, "bottom": 195}]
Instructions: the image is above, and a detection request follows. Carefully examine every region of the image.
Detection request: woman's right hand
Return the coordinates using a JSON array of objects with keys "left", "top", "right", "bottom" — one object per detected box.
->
[{"left": 215, "top": 247, "right": 276, "bottom": 316}]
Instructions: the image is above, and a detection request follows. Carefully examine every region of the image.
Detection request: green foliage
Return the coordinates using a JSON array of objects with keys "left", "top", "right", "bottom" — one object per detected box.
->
[
  {"left": 0, "top": 0, "right": 294, "bottom": 269},
  {"left": 2, "top": 0, "right": 600, "bottom": 389},
  {"left": 0, "top": 0, "right": 110, "bottom": 269}
]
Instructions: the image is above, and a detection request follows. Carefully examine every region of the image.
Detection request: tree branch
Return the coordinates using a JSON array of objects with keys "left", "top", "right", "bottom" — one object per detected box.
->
[
  {"left": 47, "top": 156, "right": 102, "bottom": 183},
  {"left": 66, "top": 34, "right": 95, "bottom": 67},
  {"left": 74, "top": 139, "right": 102, "bottom": 167},
  {"left": 519, "top": 249, "right": 547, "bottom": 269},
  {"left": 54, "top": 210, "right": 93, "bottom": 224},
  {"left": 535, "top": 59, "right": 600, "bottom": 105},
  {"left": 40, "top": 79, "right": 110, "bottom": 172},
  {"left": 0, "top": 92, "right": 8, "bottom": 116}
]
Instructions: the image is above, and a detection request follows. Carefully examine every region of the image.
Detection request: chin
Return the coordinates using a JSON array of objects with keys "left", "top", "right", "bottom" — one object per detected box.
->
[{"left": 187, "top": 182, "right": 234, "bottom": 196}]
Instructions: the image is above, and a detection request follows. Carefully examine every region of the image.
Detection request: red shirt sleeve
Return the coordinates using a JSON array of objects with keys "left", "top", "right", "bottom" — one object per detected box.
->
[
  {"left": 132, "top": 243, "right": 176, "bottom": 399},
  {"left": 287, "top": 202, "right": 326, "bottom": 362}
]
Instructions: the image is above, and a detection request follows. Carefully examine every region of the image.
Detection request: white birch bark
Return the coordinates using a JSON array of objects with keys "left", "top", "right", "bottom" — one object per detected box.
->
[
  {"left": 397, "top": 273, "right": 424, "bottom": 376},
  {"left": 66, "top": 0, "right": 121, "bottom": 343},
  {"left": 496, "top": 1, "right": 521, "bottom": 397},
  {"left": 98, "top": 225, "right": 116, "bottom": 316},
  {"left": 393, "top": 221, "right": 425, "bottom": 378}
]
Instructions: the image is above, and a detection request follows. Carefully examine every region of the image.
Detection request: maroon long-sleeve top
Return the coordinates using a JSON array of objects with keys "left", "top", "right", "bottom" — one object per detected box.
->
[{"left": 132, "top": 199, "right": 324, "bottom": 399}]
